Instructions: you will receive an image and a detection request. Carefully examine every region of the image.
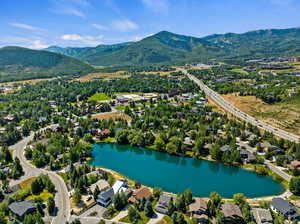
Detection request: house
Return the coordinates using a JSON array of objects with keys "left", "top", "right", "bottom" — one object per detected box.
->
[
  {"left": 156, "top": 193, "right": 176, "bottom": 214},
  {"left": 252, "top": 208, "right": 273, "bottom": 224},
  {"left": 257, "top": 142, "right": 283, "bottom": 154},
  {"left": 128, "top": 187, "right": 152, "bottom": 203},
  {"left": 112, "top": 180, "right": 128, "bottom": 194},
  {"left": 220, "top": 203, "right": 243, "bottom": 224},
  {"left": 238, "top": 148, "right": 256, "bottom": 164},
  {"left": 220, "top": 145, "right": 232, "bottom": 152},
  {"left": 89, "top": 179, "right": 110, "bottom": 193},
  {"left": 284, "top": 154, "right": 294, "bottom": 163},
  {"left": 183, "top": 137, "right": 194, "bottom": 147},
  {"left": 97, "top": 188, "right": 114, "bottom": 207},
  {"left": 0, "top": 127, "right": 6, "bottom": 134},
  {"left": 8, "top": 201, "right": 36, "bottom": 219},
  {"left": 288, "top": 160, "right": 300, "bottom": 171},
  {"left": 257, "top": 142, "right": 272, "bottom": 151},
  {"left": 188, "top": 198, "right": 208, "bottom": 223},
  {"left": 271, "top": 197, "right": 300, "bottom": 221},
  {"left": 97, "top": 129, "right": 110, "bottom": 139}
]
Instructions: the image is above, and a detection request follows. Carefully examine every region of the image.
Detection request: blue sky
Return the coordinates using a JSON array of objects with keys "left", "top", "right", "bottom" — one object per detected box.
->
[{"left": 1, "top": 0, "right": 300, "bottom": 49}]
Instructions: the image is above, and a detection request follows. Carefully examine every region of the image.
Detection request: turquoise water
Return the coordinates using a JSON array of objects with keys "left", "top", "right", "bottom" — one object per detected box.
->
[{"left": 91, "top": 143, "right": 284, "bottom": 198}]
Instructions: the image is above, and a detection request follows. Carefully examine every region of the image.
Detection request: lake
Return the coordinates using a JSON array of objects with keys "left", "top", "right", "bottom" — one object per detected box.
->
[{"left": 90, "top": 143, "right": 284, "bottom": 198}]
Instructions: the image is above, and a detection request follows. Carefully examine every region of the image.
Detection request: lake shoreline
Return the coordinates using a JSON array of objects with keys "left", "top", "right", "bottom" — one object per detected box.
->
[{"left": 90, "top": 143, "right": 285, "bottom": 198}]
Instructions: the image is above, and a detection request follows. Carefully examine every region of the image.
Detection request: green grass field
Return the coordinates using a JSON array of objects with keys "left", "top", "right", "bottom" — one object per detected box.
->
[
  {"left": 25, "top": 189, "right": 53, "bottom": 201},
  {"left": 88, "top": 93, "right": 111, "bottom": 101},
  {"left": 231, "top": 68, "right": 249, "bottom": 75},
  {"left": 119, "top": 211, "right": 150, "bottom": 224}
]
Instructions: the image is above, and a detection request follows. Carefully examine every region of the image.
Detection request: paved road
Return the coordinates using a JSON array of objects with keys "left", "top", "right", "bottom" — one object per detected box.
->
[
  {"left": 182, "top": 69, "right": 300, "bottom": 143},
  {"left": 10, "top": 125, "right": 70, "bottom": 224},
  {"left": 237, "top": 141, "right": 292, "bottom": 181},
  {"left": 264, "top": 160, "right": 292, "bottom": 182}
]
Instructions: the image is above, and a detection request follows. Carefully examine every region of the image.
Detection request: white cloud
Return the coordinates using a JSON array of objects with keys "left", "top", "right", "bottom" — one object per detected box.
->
[
  {"left": 28, "top": 40, "right": 49, "bottom": 49},
  {"left": 111, "top": 19, "right": 139, "bottom": 32},
  {"left": 141, "top": 0, "right": 169, "bottom": 15},
  {"left": 0, "top": 36, "right": 49, "bottom": 49},
  {"left": 92, "top": 23, "right": 109, "bottom": 31},
  {"left": 61, "top": 34, "right": 83, "bottom": 41},
  {"left": 10, "top": 23, "right": 43, "bottom": 31},
  {"left": 50, "top": 0, "right": 87, "bottom": 18},
  {"left": 61, "top": 34, "right": 103, "bottom": 46}
]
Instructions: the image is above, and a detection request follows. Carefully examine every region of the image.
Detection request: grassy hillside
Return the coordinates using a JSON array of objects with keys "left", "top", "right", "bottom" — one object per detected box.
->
[
  {"left": 45, "top": 42, "right": 133, "bottom": 61},
  {"left": 45, "top": 28, "right": 300, "bottom": 66},
  {"left": 0, "top": 46, "right": 94, "bottom": 82}
]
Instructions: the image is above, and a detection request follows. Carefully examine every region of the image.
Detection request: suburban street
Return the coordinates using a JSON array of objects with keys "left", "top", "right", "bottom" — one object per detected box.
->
[
  {"left": 238, "top": 141, "right": 292, "bottom": 181},
  {"left": 10, "top": 125, "right": 70, "bottom": 224},
  {"left": 182, "top": 69, "right": 300, "bottom": 143}
]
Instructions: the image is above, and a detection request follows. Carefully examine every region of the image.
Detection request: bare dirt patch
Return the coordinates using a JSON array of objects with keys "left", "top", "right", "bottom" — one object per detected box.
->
[
  {"left": 0, "top": 78, "right": 54, "bottom": 86},
  {"left": 76, "top": 72, "right": 129, "bottom": 81},
  {"left": 93, "top": 112, "right": 132, "bottom": 121},
  {"left": 222, "top": 93, "right": 300, "bottom": 135}
]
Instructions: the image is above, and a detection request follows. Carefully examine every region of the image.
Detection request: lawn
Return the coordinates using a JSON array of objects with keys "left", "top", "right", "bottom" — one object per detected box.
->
[
  {"left": 25, "top": 189, "right": 53, "bottom": 201},
  {"left": 88, "top": 93, "right": 111, "bottom": 101},
  {"left": 97, "top": 137, "right": 116, "bottom": 143},
  {"left": 163, "top": 216, "right": 172, "bottom": 224},
  {"left": 57, "top": 172, "right": 69, "bottom": 183},
  {"left": 231, "top": 68, "right": 249, "bottom": 75},
  {"left": 119, "top": 211, "right": 150, "bottom": 224},
  {"left": 115, "top": 105, "right": 126, "bottom": 111}
]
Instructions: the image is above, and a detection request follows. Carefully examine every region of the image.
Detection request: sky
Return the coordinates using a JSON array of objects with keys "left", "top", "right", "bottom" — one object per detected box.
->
[{"left": 1, "top": 0, "right": 300, "bottom": 49}]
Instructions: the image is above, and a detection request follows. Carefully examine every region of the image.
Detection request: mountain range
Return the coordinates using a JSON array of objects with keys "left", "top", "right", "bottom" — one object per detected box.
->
[
  {"left": 1, "top": 27, "right": 300, "bottom": 82},
  {"left": 0, "top": 46, "right": 94, "bottom": 82},
  {"left": 45, "top": 27, "right": 300, "bottom": 66}
]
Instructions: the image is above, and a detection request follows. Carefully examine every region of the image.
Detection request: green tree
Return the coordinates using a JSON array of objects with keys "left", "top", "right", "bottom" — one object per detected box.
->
[
  {"left": 144, "top": 200, "right": 154, "bottom": 217},
  {"left": 176, "top": 194, "right": 186, "bottom": 212},
  {"left": 153, "top": 187, "right": 162, "bottom": 198},
  {"left": 171, "top": 212, "right": 186, "bottom": 224},
  {"left": 167, "top": 198, "right": 176, "bottom": 216},
  {"left": 128, "top": 205, "right": 140, "bottom": 222},
  {"left": 73, "top": 188, "right": 81, "bottom": 205},
  {"left": 290, "top": 177, "right": 300, "bottom": 195},
  {"left": 154, "top": 136, "right": 165, "bottom": 151},
  {"left": 93, "top": 185, "right": 100, "bottom": 200},
  {"left": 208, "top": 192, "right": 222, "bottom": 217},
  {"left": 166, "top": 142, "right": 177, "bottom": 154},
  {"left": 183, "top": 189, "right": 193, "bottom": 205},
  {"left": 47, "top": 197, "right": 55, "bottom": 215},
  {"left": 233, "top": 193, "right": 246, "bottom": 206},
  {"left": 98, "top": 219, "right": 105, "bottom": 224}
]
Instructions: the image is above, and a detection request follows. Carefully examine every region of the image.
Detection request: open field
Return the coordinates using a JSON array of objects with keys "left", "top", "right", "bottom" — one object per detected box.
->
[
  {"left": 93, "top": 112, "right": 132, "bottom": 121},
  {"left": 222, "top": 93, "right": 300, "bottom": 135},
  {"left": 88, "top": 93, "right": 111, "bottom": 101},
  {"left": 230, "top": 68, "right": 249, "bottom": 75},
  {"left": 75, "top": 71, "right": 129, "bottom": 81},
  {"left": 0, "top": 78, "right": 54, "bottom": 86}
]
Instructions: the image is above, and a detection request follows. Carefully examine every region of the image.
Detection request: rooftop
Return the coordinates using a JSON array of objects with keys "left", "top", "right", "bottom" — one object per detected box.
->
[{"left": 8, "top": 200, "right": 36, "bottom": 217}]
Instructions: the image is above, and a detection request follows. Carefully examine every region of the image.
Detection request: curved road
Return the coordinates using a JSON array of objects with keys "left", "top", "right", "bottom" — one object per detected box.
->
[
  {"left": 182, "top": 69, "right": 300, "bottom": 143},
  {"left": 10, "top": 126, "right": 70, "bottom": 224}
]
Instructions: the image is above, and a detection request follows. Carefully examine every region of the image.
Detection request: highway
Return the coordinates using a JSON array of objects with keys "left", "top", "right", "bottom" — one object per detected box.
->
[
  {"left": 182, "top": 69, "right": 300, "bottom": 143},
  {"left": 10, "top": 125, "right": 70, "bottom": 224}
]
